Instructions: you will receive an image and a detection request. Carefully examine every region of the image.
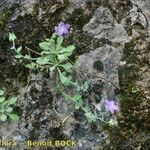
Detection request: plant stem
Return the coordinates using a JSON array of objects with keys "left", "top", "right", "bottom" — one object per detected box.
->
[{"left": 25, "top": 46, "right": 41, "bottom": 56}]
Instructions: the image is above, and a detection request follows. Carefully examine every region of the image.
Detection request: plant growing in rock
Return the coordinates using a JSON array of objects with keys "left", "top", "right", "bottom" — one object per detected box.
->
[
  {"left": 9, "top": 22, "right": 119, "bottom": 125},
  {"left": 0, "top": 89, "right": 19, "bottom": 122}
]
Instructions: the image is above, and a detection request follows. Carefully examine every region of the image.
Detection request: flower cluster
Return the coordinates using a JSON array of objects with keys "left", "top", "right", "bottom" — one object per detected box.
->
[
  {"left": 104, "top": 100, "right": 119, "bottom": 114},
  {"left": 55, "top": 22, "right": 70, "bottom": 36}
]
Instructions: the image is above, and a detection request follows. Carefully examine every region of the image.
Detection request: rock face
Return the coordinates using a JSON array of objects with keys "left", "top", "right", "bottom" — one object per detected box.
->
[
  {"left": 75, "top": 45, "right": 122, "bottom": 101},
  {"left": 0, "top": 0, "right": 150, "bottom": 150},
  {"left": 83, "top": 6, "right": 129, "bottom": 43},
  {"left": 131, "top": 0, "right": 150, "bottom": 37}
]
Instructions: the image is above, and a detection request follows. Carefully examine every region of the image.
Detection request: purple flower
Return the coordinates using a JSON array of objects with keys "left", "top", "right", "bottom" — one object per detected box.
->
[
  {"left": 55, "top": 22, "right": 70, "bottom": 36},
  {"left": 104, "top": 100, "right": 119, "bottom": 114}
]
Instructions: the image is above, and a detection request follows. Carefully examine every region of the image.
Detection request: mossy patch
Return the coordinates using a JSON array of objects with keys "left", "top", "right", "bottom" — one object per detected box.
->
[
  {"left": 106, "top": 37, "right": 150, "bottom": 149},
  {"left": 107, "top": 0, "right": 132, "bottom": 22},
  {"left": 0, "top": 7, "right": 11, "bottom": 34},
  {"left": 119, "top": 38, "right": 149, "bottom": 128}
]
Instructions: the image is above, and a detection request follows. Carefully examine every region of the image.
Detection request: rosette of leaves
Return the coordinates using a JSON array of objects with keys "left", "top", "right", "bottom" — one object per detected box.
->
[
  {"left": 36, "top": 33, "right": 74, "bottom": 73},
  {"left": 0, "top": 90, "right": 19, "bottom": 122},
  {"left": 9, "top": 32, "right": 88, "bottom": 89}
]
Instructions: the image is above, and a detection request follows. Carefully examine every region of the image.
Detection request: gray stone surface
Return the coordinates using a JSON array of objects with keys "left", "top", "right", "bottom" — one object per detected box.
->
[
  {"left": 83, "top": 6, "right": 129, "bottom": 43},
  {"left": 131, "top": 0, "right": 150, "bottom": 37},
  {"left": 75, "top": 45, "right": 122, "bottom": 99}
]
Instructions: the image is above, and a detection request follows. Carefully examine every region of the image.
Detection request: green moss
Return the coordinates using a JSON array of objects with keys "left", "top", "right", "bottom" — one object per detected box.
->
[
  {"left": 0, "top": 7, "right": 11, "bottom": 34},
  {"left": 107, "top": 0, "right": 132, "bottom": 22},
  {"left": 105, "top": 37, "right": 150, "bottom": 149},
  {"left": 118, "top": 38, "right": 149, "bottom": 129}
]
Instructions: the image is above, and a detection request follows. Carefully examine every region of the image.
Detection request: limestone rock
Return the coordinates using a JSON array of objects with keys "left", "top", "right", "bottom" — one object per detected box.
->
[{"left": 83, "top": 6, "right": 129, "bottom": 44}]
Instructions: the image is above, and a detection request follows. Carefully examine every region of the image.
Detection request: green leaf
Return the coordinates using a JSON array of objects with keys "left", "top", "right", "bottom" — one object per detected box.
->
[
  {"left": 84, "top": 110, "right": 97, "bottom": 122},
  {"left": 24, "top": 54, "right": 31, "bottom": 59},
  {"left": 108, "top": 119, "right": 118, "bottom": 126},
  {"left": 58, "top": 53, "right": 73, "bottom": 61},
  {"left": 82, "top": 81, "right": 89, "bottom": 91},
  {"left": 9, "top": 32, "right": 17, "bottom": 42},
  {"left": 58, "top": 46, "right": 75, "bottom": 60},
  {"left": 49, "top": 65, "right": 57, "bottom": 73},
  {"left": 15, "top": 55, "right": 23, "bottom": 59},
  {"left": 0, "top": 114, "right": 7, "bottom": 122},
  {"left": 60, "top": 63, "right": 73, "bottom": 72},
  {"left": 0, "top": 101, "right": 8, "bottom": 108},
  {"left": 39, "top": 42, "right": 51, "bottom": 51},
  {"left": 57, "top": 36, "right": 63, "bottom": 46},
  {"left": 84, "top": 81, "right": 89, "bottom": 89},
  {"left": 49, "top": 39, "right": 56, "bottom": 51},
  {"left": 59, "top": 47, "right": 67, "bottom": 53},
  {"left": 7, "top": 96, "right": 17, "bottom": 105},
  {"left": 73, "top": 95, "right": 82, "bottom": 101},
  {"left": 5, "top": 107, "right": 13, "bottom": 113},
  {"left": 56, "top": 36, "right": 63, "bottom": 51},
  {"left": 59, "top": 45, "right": 75, "bottom": 54},
  {"left": 46, "top": 38, "right": 51, "bottom": 41},
  {"left": 66, "top": 45, "right": 75, "bottom": 52},
  {"left": 51, "top": 32, "right": 57, "bottom": 39},
  {"left": 59, "top": 72, "right": 71, "bottom": 86},
  {"left": 16, "top": 46, "right": 22, "bottom": 53},
  {"left": 0, "top": 90, "right": 4, "bottom": 96},
  {"left": 57, "top": 54, "right": 67, "bottom": 61},
  {"left": 9, "top": 114, "right": 19, "bottom": 121},
  {"left": 36, "top": 56, "right": 50, "bottom": 65},
  {"left": 41, "top": 51, "right": 51, "bottom": 55},
  {"left": 0, "top": 97, "right": 5, "bottom": 103},
  {"left": 25, "top": 62, "right": 36, "bottom": 69},
  {"left": 73, "top": 95, "right": 83, "bottom": 109},
  {"left": 75, "top": 102, "right": 83, "bottom": 109}
]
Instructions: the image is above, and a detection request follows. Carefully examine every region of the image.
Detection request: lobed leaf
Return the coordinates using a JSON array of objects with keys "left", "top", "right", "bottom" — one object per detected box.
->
[
  {"left": 49, "top": 39, "right": 56, "bottom": 51},
  {"left": 9, "top": 114, "right": 19, "bottom": 121},
  {"left": 60, "top": 63, "right": 73, "bottom": 73},
  {"left": 9, "top": 32, "right": 17, "bottom": 42},
  {"left": 51, "top": 32, "right": 57, "bottom": 39},
  {"left": 0, "top": 90, "right": 4, "bottom": 96},
  {"left": 49, "top": 65, "right": 57, "bottom": 73},
  {"left": 5, "top": 107, "right": 13, "bottom": 113},
  {"left": 0, "top": 97, "right": 5, "bottom": 103},
  {"left": 25, "top": 62, "right": 36, "bottom": 69},
  {"left": 39, "top": 42, "right": 51, "bottom": 51},
  {"left": 0, "top": 114, "right": 7, "bottom": 122},
  {"left": 36, "top": 56, "right": 50, "bottom": 65},
  {"left": 59, "top": 45, "right": 75, "bottom": 54},
  {"left": 15, "top": 55, "right": 23, "bottom": 59},
  {"left": 7, "top": 96, "right": 17, "bottom": 105},
  {"left": 73, "top": 95, "right": 83, "bottom": 109},
  {"left": 16, "top": 46, "right": 22, "bottom": 53},
  {"left": 57, "top": 36, "right": 63, "bottom": 47},
  {"left": 59, "top": 72, "right": 71, "bottom": 86}
]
